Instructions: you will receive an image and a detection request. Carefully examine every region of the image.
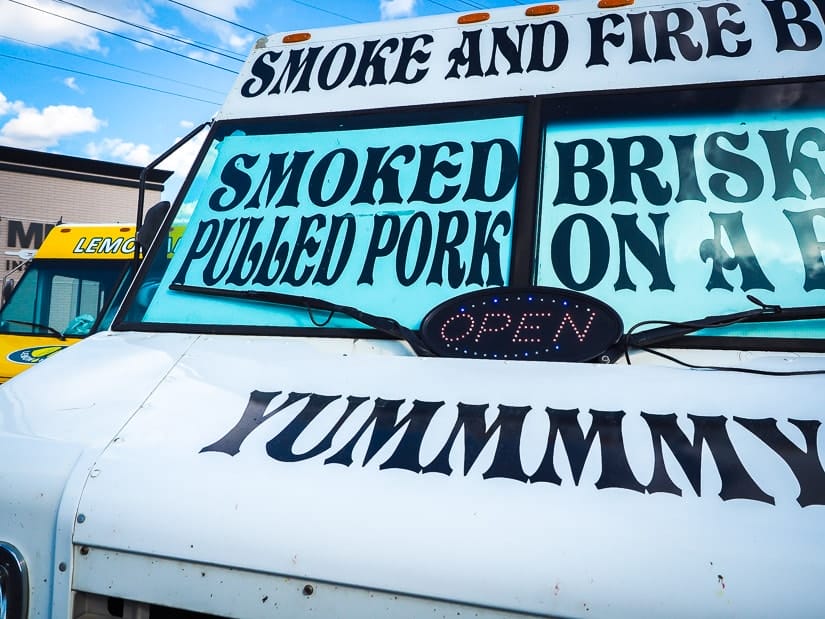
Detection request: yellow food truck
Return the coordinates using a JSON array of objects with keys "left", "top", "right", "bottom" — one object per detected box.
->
[{"left": 0, "top": 223, "right": 135, "bottom": 382}]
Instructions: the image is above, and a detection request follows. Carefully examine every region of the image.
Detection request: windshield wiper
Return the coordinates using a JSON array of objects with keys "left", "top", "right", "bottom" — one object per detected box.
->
[
  {"left": 169, "top": 283, "right": 434, "bottom": 356},
  {"left": 626, "top": 295, "right": 825, "bottom": 349},
  {"left": 4, "top": 319, "right": 65, "bottom": 340}
]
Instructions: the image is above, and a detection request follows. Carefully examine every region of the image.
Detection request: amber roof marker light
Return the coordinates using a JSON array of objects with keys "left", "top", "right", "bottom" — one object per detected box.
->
[
  {"left": 283, "top": 32, "right": 311, "bottom": 44},
  {"left": 526, "top": 4, "right": 561, "bottom": 16},
  {"left": 598, "top": 0, "right": 634, "bottom": 8},
  {"left": 457, "top": 12, "right": 490, "bottom": 24}
]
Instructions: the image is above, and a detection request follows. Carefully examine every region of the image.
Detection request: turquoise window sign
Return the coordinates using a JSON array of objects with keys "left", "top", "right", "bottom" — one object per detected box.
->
[
  {"left": 536, "top": 110, "right": 825, "bottom": 339},
  {"left": 145, "top": 115, "right": 523, "bottom": 329}
]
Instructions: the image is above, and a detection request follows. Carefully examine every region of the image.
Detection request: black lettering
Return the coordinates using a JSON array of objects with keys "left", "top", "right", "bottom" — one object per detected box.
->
[
  {"left": 225, "top": 216, "right": 265, "bottom": 286},
  {"left": 266, "top": 395, "right": 365, "bottom": 461},
  {"left": 379, "top": 400, "right": 445, "bottom": 472},
  {"left": 201, "top": 390, "right": 288, "bottom": 455},
  {"left": 670, "top": 134, "right": 708, "bottom": 202},
  {"left": 317, "top": 43, "right": 356, "bottom": 90},
  {"left": 531, "top": 408, "right": 645, "bottom": 492},
  {"left": 352, "top": 145, "right": 416, "bottom": 206},
  {"left": 313, "top": 214, "right": 357, "bottom": 286},
  {"left": 463, "top": 139, "right": 519, "bottom": 203},
  {"left": 202, "top": 218, "right": 242, "bottom": 286},
  {"left": 280, "top": 214, "right": 325, "bottom": 286},
  {"left": 390, "top": 34, "right": 432, "bottom": 84},
  {"left": 486, "top": 25, "right": 527, "bottom": 76},
  {"left": 526, "top": 20, "right": 569, "bottom": 72},
  {"left": 699, "top": 3, "right": 752, "bottom": 57},
  {"left": 209, "top": 153, "right": 258, "bottom": 212},
  {"left": 349, "top": 38, "right": 400, "bottom": 87},
  {"left": 760, "top": 128, "right": 825, "bottom": 200},
  {"left": 423, "top": 403, "right": 531, "bottom": 482},
  {"left": 550, "top": 214, "right": 610, "bottom": 291},
  {"left": 699, "top": 211, "right": 775, "bottom": 291},
  {"left": 641, "top": 413, "right": 774, "bottom": 503},
  {"left": 608, "top": 135, "right": 672, "bottom": 205},
  {"left": 308, "top": 149, "right": 358, "bottom": 207},
  {"left": 763, "top": 0, "right": 824, "bottom": 51},
  {"left": 251, "top": 216, "right": 291, "bottom": 286},
  {"left": 242, "top": 151, "right": 313, "bottom": 210},
  {"left": 553, "top": 139, "right": 607, "bottom": 206},
  {"left": 271, "top": 47, "right": 323, "bottom": 94},
  {"left": 705, "top": 131, "right": 764, "bottom": 203},
  {"left": 784, "top": 208, "right": 825, "bottom": 290},
  {"left": 358, "top": 214, "right": 400, "bottom": 285},
  {"left": 586, "top": 14, "right": 625, "bottom": 67},
  {"left": 325, "top": 399, "right": 444, "bottom": 473},
  {"left": 466, "top": 211, "right": 512, "bottom": 287},
  {"left": 8, "top": 221, "right": 49, "bottom": 249},
  {"left": 650, "top": 8, "right": 703, "bottom": 61},
  {"left": 396, "top": 212, "right": 433, "bottom": 286},
  {"left": 735, "top": 417, "right": 825, "bottom": 507},
  {"left": 627, "top": 12, "right": 651, "bottom": 63},
  {"left": 426, "top": 210, "right": 469, "bottom": 287},
  {"left": 612, "top": 213, "right": 674, "bottom": 291},
  {"left": 446, "top": 29, "right": 484, "bottom": 78},
  {"left": 240, "top": 51, "right": 280, "bottom": 97},
  {"left": 172, "top": 218, "right": 220, "bottom": 284},
  {"left": 409, "top": 142, "right": 462, "bottom": 204}
]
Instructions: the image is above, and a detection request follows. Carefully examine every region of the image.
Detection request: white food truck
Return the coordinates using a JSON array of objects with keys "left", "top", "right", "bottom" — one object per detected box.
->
[{"left": 2, "top": 1, "right": 824, "bottom": 618}]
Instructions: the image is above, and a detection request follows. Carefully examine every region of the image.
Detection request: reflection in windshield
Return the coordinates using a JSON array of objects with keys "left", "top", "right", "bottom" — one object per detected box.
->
[{"left": 0, "top": 260, "right": 126, "bottom": 337}]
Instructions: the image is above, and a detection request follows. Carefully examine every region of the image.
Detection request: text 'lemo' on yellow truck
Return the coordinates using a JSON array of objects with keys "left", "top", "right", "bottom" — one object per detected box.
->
[{"left": 0, "top": 224, "right": 135, "bottom": 382}]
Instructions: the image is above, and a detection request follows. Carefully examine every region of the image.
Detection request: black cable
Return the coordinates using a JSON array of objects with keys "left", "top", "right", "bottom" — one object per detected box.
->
[
  {"left": 623, "top": 315, "right": 755, "bottom": 365},
  {"left": 166, "top": 0, "right": 267, "bottom": 36},
  {"left": 8, "top": 0, "right": 236, "bottom": 73},
  {"left": 627, "top": 344, "right": 825, "bottom": 376},
  {"left": 424, "top": 0, "right": 466, "bottom": 12},
  {"left": 290, "top": 0, "right": 360, "bottom": 24},
  {"left": 0, "top": 52, "right": 222, "bottom": 105},
  {"left": 52, "top": 0, "right": 245, "bottom": 62},
  {"left": 623, "top": 317, "right": 825, "bottom": 376},
  {"left": 450, "top": 0, "right": 487, "bottom": 10},
  {"left": 0, "top": 34, "right": 226, "bottom": 95}
]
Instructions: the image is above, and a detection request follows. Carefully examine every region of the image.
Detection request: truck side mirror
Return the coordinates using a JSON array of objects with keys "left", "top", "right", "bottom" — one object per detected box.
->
[{"left": 136, "top": 201, "right": 171, "bottom": 253}]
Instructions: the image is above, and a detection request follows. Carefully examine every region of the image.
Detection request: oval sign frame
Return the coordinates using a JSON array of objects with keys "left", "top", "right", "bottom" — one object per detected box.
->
[{"left": 420, "top": 287, "right": 623, "bottom": 363}]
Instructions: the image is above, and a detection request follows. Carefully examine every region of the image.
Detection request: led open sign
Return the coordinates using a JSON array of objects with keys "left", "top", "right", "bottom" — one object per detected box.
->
[{"left": 420, "top": 287, "right": 623, "bottom": 362}]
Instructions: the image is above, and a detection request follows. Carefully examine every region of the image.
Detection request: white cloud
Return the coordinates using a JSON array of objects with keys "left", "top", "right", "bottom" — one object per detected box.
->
[
  {"left": 225, "top": 29, "right": 254, "bottom": 52},
  {"left": 380, "top": 0, "right": 417, "bottom": 20},
  {"left": 0, "top": 103, "right": 103, "bottom": 149},
  {"left": 63, "top": 77, "right": 82, "bottom": 92},
  {"left": 0, "top": 92, "right": 25, "bottom": 117},
  {"left": 86, "top": 138, "right": 153, "bottom": 166},
  {"left": 0, "top": 1, "right": 162, "bottom": 51},
  {"left": 163, "top": 132, "right": 206, "bottom": 179},
  {"left": 85, "top": 131, "right": 208, "bottom": 200},
  {"left": 179, "top": 120, "right": 195, "bottom": 129},
  {"left": 155, "top": 131, "right": 208, "bottom": 200},
  {"left": 0, "top": 0, "right": 102, "bottom": 50}
]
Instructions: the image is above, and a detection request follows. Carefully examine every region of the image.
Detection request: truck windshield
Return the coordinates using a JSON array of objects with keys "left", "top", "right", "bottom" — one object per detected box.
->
[
  {"left": 0, "top": 259, "right": 128, "bottom": 337},
  {"left": 535, "top": 80, "right": 825, "bottom": 344},
  {"left": 123, "top": 105, "right": 523, "bottom": 331},
  {"left": 122, "top": 81, "right": 825, "bottom": 349}
]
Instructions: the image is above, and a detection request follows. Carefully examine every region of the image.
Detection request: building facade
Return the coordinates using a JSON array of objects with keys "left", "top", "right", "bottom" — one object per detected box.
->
[{"left": 0, "top": 145, "right": 171, "bottom": 280}]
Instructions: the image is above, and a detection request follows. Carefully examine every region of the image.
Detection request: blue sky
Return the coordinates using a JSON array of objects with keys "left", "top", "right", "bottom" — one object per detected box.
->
[{"left": 0, "top": 0, "right": 522, "bottom": 199}]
